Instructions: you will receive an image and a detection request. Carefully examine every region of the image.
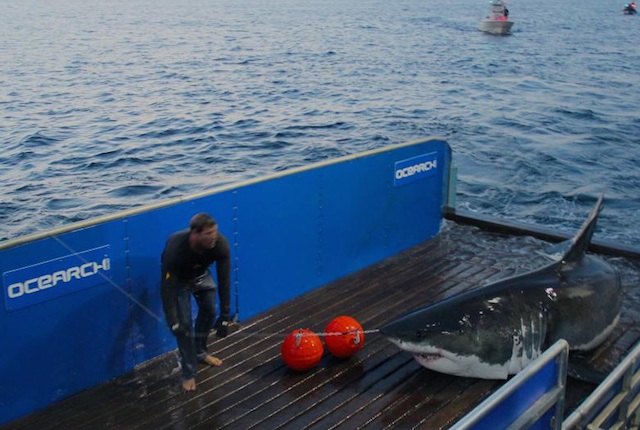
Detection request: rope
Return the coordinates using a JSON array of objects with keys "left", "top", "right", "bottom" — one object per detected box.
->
[
  {"left": 291, "top": 329, "right": 380, "bottom": 346},
  {"left": 51, "top": 235, "right": 378, "bottom": 343},
  {"left": 52, "top": 235, "right": 163, "bottom": 322},
  {"left": 314, "top": 329, "right": 380, "bottom": 337},
  {"left": 226, "top": 326, "right": 380, "bottom": 341}
]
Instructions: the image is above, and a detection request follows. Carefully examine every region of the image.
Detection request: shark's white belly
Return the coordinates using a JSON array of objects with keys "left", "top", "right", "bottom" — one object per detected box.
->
[{"left": 393, "top": 315, "right": 545, "bottom": 380}]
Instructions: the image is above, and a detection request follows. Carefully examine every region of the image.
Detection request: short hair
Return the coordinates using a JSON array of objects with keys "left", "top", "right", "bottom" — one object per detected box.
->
[{"left": 189, "top": 213, "right": 217, "bottom": 232}]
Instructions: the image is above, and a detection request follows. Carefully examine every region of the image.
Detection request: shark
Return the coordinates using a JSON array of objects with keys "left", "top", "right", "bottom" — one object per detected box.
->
[{"left": 379, "top": 194, "right": 622, "bottom": 380}]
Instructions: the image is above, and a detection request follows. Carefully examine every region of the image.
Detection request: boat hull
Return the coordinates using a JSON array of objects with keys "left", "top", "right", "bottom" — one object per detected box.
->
[
  {"left": 478, "top": 19, "right": 514, "bottom": 34},
  {"left": 0, "top": 137, "right": 452, "bottom": 426}
]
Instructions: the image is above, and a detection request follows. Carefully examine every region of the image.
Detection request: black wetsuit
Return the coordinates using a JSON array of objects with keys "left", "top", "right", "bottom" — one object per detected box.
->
[{"left": 160, "top": 229, "right": 231, "bottom": 380}]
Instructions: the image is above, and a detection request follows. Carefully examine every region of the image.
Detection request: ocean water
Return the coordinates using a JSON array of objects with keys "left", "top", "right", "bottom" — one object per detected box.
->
[{"left": 1, "top": 0, "right": 639, "bottom": 244}]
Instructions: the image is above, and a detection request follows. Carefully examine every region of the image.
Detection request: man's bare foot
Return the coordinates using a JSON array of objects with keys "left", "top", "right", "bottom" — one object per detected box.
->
[
  {"left": 182, "top": 378, "right": 196, "bottom": 392},
  {"left": 202, "top": 354, "right": 223, "bottom": 366}
]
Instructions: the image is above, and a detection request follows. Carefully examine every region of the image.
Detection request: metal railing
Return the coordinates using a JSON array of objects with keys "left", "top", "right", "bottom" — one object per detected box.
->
[
  {"left": 452, "top": 339, "right": 569, "bottom": 430},
  {"left": 563, "top": 341, "right": 640, "bottom": 430}
]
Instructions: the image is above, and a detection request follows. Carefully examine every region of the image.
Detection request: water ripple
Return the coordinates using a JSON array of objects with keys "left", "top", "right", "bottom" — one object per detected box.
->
[{"left": 1, "top": 0, "right": 639, "bottom": 244}]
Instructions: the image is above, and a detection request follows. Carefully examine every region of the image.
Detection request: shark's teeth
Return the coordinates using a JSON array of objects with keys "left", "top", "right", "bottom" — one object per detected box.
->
[
  {"left": 416, "top": 352, "right": 441, "bottom": 361},
  {"left": 414, "top": 353, "right": 442, "bottom": 367}
]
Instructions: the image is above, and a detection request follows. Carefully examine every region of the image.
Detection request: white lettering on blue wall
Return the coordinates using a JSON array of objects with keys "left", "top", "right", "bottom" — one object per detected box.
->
[
  {"left": 7, "top": 259, "right": 111, "bottom": 299},
  {"left": 394, "top": 152, "right": 439, "bottom": 186},
  {"left": 3, "top": 245, "right": 111, "bottom": 311},
  {"left": 395, "top": 160, "right": 437, "bottom": 179}
]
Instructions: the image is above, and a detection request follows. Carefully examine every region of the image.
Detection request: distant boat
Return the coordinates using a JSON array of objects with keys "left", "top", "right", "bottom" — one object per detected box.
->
[
  {"left": 478, "top": 0, "right": 514, "bottom": 35},
  {"left": 623, "top": 2, "right": 637, "bottom": 14}
]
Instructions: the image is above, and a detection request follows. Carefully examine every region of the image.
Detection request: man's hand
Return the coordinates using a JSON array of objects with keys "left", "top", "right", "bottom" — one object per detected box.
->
[{"left": 215, "top": 316, "right": 230, "bottom": 338}]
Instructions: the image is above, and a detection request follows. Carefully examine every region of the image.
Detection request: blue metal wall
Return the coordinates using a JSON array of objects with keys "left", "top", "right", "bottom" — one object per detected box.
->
[{"left": 0, "top": 138, "right": 451, "bottom": 425}]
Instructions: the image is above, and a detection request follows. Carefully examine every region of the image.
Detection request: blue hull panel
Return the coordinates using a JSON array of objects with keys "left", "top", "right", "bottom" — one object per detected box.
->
[{"left": 0, "top": 138, "right": 451, "bottom": 425}]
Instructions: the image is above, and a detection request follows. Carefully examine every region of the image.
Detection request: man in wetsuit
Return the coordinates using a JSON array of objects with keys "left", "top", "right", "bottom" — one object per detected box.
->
[{"left": 161, "top": 212, "right": 231, "bottom": 392}]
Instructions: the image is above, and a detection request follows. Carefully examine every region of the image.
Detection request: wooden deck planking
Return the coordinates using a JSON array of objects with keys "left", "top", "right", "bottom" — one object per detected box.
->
[{"left": 4, "top": 221, "right": 640, "bottom": 430}]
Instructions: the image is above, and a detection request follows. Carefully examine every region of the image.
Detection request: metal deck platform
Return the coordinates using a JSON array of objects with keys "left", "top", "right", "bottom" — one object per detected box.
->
[{"left": 5, "top": 221, "right": 640, "bottom": 430}]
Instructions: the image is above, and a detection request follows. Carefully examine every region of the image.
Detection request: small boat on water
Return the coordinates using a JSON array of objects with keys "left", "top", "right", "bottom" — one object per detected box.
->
[
  {"left": 623, "top": 2, "right": 637, "bottom": 14},
  {"left": 478, "top": 0, "right": 514, "bottom": 35}
]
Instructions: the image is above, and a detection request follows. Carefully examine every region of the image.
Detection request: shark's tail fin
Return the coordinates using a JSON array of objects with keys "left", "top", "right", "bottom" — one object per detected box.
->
[{"left": 562, "top": 193, "right": 605, "bottom": 262}]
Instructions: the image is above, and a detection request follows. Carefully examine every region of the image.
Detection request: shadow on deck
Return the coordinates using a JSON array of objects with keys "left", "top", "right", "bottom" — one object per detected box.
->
[{"left": 5, "top": 221, "right": 640, "bottom": 429}]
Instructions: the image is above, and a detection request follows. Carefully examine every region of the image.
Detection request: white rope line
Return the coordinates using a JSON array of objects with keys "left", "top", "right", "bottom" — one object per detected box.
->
[
  {"left": 52, "top": 235, "right": 163, "bottom": 322},
  {"left": 154, "top": 328, "right": 380, "bottom": 339},
  {"left": 310, "top": 329, "right": 379, "bottom": 337},
  {"left": 226, "top": 327, "right": 379, "bottom": 339},
  {"left": 50, "top": 235, "right": 377, "bottom": 341}
]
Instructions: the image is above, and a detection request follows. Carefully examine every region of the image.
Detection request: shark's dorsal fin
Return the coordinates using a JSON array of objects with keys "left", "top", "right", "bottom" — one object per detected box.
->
[
  {"left": 536, "top": 241, "right": 571, "bottom": 262},
  {"left": 562, "top": 194, "right": 605, "bottom": 262}
]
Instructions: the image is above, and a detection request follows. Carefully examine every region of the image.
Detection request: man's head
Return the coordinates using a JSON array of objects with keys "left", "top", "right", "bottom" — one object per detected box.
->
[{"left": 189, "top": 213, "right": 219, "bottom": 250}]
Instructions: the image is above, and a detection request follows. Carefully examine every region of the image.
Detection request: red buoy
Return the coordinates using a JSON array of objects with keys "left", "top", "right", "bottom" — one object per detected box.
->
[
  {"left": 324, "top": 316, "right": 365, "bottom": 358},
  {"left": 281, "top": 329, "right": 324, "bottom": 371}
]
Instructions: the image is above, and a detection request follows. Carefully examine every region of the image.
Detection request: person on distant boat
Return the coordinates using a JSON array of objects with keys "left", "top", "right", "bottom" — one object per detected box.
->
[
  {"left": 161, "top": 212, "right": 231, "bottom": 392},
  {"left": 504, "top": 7, "right": 509, "bottom": 18}
]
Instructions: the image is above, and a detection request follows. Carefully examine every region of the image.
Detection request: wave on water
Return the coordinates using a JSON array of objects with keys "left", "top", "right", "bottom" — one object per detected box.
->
[{"left": 1, "top": 0, "right": 639, "bottom": 244}]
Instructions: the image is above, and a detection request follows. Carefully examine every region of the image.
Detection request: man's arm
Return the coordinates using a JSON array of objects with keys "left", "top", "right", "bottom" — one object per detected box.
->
[
  {"left": 160, "top": 270, "right": 180, "bottom": 331},
  {"left": 160, "top": 232, "right": 188, "bottom": 334}
]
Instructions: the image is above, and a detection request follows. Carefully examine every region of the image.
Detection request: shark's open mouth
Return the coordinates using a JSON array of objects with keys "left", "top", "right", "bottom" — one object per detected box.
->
[{"left": 414, "top": 352, "right": 442, "bottom": 365}]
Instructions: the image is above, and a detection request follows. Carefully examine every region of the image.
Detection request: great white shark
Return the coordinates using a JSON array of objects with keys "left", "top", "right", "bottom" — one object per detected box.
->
[{"left": 379, "top": 194, "right": 622, "bottom": 380}]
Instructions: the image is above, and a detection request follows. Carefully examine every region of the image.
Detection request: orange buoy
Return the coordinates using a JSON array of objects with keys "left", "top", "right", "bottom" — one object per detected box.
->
[
  {"left": 324, "top": 316, "right": 365, "bottom": 358},
  {"left": 281, "top": 329, "right": 324, "bottom": 371}
]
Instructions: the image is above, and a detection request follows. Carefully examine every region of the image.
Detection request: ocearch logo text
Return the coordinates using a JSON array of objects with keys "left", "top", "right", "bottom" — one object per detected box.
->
[
  {"left": 4, "top": 245, "right": 111, "bottom": 311},
  {"left": 394, "top": 152, "right": 439, "bottom": 186},
  {"left": 7, "top": 259, "right": 111, "bottom": 299}
]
